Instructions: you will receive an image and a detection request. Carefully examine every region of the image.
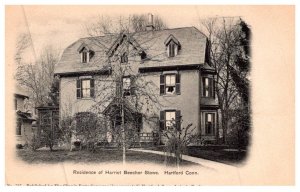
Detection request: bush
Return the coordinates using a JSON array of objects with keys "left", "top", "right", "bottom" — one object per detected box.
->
[
  {"left": 16, "top": 144, "right": 23, "bottom": 149},
  {"left": 163, "top": 122, "right": 197, "bottom": 167}
]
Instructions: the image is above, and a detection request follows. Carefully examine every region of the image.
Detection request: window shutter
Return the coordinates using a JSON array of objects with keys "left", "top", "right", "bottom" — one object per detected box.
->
[
  {"left": 202, "top": 77, "right": 206, "bottom": 96},
  {"left": 160, "top": 74, "right": 165, "bottom": 95},
  {"left": 212, "top": 113, "right": 215, "bottom": 135},
  {"left": 76, "top": 79, "right": 81, "bottom": 99},
  {"left": 176, "top": 73, "right": 181, "bottom": 95},
  {"left": 209, "top": 78, "right": 213, "bottom": 97},
  {"left": 116, "top": 80, "right": 121, "bottom": 97},
  {"left": 205, "top": 113, "right": 208, "bottom": 134},
  {"left": 213, "top": 78, "right": 216, "bottom": 98},
  {"left": 130, "top": 76, "right": 136, "bottom": 95},
  {"left": 176, "top": 110, "right": 181, "bottom": 131},
  {"left": 159, "top": 111, "right": 165, "bottom": 131},
  {"left": 90, "top": 79, "right": 95, "bottom": 98}
]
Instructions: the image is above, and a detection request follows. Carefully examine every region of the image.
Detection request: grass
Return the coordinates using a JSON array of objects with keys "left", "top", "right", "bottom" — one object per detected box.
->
[
  {"left": 16, "top": 148, "right": 198, "bottom": 166},
  {"left": 152, "top": 145, "right": 247, "bottom": 165},
  {"left": 186, "top": 146, "right": 247, "bottom": 165}
]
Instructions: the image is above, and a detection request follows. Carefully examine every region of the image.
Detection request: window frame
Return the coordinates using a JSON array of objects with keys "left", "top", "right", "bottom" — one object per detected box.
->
[
  {"left": 165, "top": 74, "right": 176, "bottom": 95},
  {"left": 122, "top": 76, "right": 131, "bottom": 96},
  {"left": 81, "top": 49, "right": 90, "bottom": 63},
  {"left": 203, "top": 112, "right": 216, "bottom": 136},
  {"left": 81, "top": 79, "right": 91, "bottom": 98},
  {"left": 165, "top": 110, "right": 176, "bottom": 130},
  {"left": 76, "top": 77, "right": 95, "bottom": 99},
  {"left": 16, "top": 119, "right": 22, "bottom": 136},
  {"left": 160, "top": 73, "right": 180, "bottom": 96},
  {"left": 121, "top": 52, "right": 128, "bottom": 64},
  {"left": 202, "top": 77, "right": 214, "bottom": 98}
]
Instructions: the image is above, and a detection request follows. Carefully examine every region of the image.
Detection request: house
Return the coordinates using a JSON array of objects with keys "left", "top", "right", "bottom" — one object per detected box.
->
[
  {"left": 15, "top": 85, "right": 36, "bottom": 147},
  {"left": 54, "top": 15, "right": 219, "bottom": 145}
]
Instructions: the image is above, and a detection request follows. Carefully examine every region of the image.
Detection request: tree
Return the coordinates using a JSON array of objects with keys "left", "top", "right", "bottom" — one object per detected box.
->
[
  {"left": 15, "top": 36, "right": 60, "bottom": 108},
  {"left": 67, "top": 14, "right": 169, "bottom": 164},
  {"left": 163, "top": 119, "right": 197, "bottom": 168},
  {"left": 85, "top": 14, "right": 167, "bottom": 36},
  {"left": 200, "top": 17, "right": 251, "bottom": 147},
  {"left": 15, "top": 33, "right": 61, "bottom": 151}
]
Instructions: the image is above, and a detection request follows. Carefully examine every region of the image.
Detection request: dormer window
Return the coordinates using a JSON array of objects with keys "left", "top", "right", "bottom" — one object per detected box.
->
[
  {"left": 164, "top": 34, "right": 181, "bottom": 58},
  {"left": 121, "top": 52, "right": 128, "bottom": 64},
  {"left": 168, "top": 42, "right": 176, "bottom": 57},
  {"left": 78, "top": 44, "right": 93, "bottom": 63},
  {"left": 82, "top": 51, "right": 89, "bottom": 63}
]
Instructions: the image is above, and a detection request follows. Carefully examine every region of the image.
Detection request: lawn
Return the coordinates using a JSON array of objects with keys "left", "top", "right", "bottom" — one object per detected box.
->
[
  {"left": 186, "top": 146, "right": 247, "bottom": 165},
  {"left": 152, "top": 145, "right": 247, "bottom": 165},
  {"left": 16, "top": 148, "right": 198, "bottom": 167}
]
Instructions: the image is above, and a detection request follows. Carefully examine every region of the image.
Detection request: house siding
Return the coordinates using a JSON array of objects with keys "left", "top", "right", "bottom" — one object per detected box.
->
[{"left": 140, "top": 70, "right": 200, "bottom": 135}]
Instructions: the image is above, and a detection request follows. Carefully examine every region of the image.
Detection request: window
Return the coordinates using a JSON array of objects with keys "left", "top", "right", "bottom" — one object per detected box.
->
[
  {"left": 164, "top": 35, "right": 180, "bottom": 58},
  {"left": 160, "top": 73, "right": 180, "bottom": 95},
  {"left": 168, "top": 43, "right": 175, "bottom": 57},
  {"left": 121, "top": 52, "right": 128, "bottom": 63},
  {"left": 165, "top": 74, "right": 176, "bottom": 94},
  {"left": 82, "top": 80, "right": 91, "bottom": 98},
  {"left": 203, "top": 77, "right": 214, "bottom": 97},
  {"left": 122, "top": 77, "right": 131, "bottom": 96},
  {"left": 205, "top": 113, "right": 215, "bottom": 135},
  {"left": 14, "top": 98, "right": 17, "bottom": 110},
  {"left": 78, "top": 46, "right": 93, "bottom": 63},
  {"left": 16, "top": 119, "right": 21, "bottom": 135},
  {"left": 82, "top": 52, "right": 88, "bottom": 63},
  {"left": 76, "top": 78, "right": 95, "bottom": 99},
  {"left": 160, "top": 110, "right": 181, "bottom": 131},
  {"left": 165, "top": 111, "right": 176, "bottom": 130}
]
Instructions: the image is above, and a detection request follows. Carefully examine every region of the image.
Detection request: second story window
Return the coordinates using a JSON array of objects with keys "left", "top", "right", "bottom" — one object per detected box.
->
[
  {"left": 76, "top": 78, "right": 95, "bottom": 99},
  {"left": 203, "top": 77, "right": 214, "bottom": 98},
  {"left": 122, "top": 77, "right": 131, "bottom": 96},
  {"left": 165, "top": 74, "right": 176, "bottom": 94},
  {"left": 160, "top": 73, "right": 180, "bottom": 95}
]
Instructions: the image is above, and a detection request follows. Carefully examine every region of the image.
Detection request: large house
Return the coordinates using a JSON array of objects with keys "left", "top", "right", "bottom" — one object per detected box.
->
[{"left": 54, "top": 16, "right": 219, "bottom": 144}]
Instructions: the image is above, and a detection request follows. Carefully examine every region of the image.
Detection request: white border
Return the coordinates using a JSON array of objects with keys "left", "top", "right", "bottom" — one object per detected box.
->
[{"left": 1, "top": 1, "right": 298, "bottom": 192}]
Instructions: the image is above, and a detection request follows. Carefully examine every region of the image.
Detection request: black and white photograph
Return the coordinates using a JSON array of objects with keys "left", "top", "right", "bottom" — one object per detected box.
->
[{"left": 4, "top": 5, "right": 295, "bottom": 186}]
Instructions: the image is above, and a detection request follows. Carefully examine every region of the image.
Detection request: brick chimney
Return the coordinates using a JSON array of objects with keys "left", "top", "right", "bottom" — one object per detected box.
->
[{"left": 146, "top": 13, "right": 154, "bottom": 31}]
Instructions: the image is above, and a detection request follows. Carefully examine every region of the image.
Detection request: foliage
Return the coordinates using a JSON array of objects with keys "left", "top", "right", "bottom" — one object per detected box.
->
[
  {"left": 162, "top": 120, "right": 197, "bottom": 167},
  {"left": 200, "top": 17, "right": 251, "bottom": 145},
  {"left": 14, "top": 33, "right": 60, "bottom": 108},
  {"left": 85, "top": 14, "right": 167, "bottom": 36}
]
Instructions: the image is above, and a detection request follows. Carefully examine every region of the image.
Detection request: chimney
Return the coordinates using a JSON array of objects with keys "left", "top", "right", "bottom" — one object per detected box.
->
[{"left": 146, "top": 13, "right": 154, "bottom": 31}]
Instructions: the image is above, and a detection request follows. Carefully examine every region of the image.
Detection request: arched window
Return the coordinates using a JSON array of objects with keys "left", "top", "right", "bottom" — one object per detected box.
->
[{"left": 121, "top": 52, "right": 128, "bottom": 64}]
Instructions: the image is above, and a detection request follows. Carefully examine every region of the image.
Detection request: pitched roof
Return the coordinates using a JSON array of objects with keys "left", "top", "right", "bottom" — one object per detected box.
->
[{"left": 54, "top": 27, "right": 208, "bottom": 75}]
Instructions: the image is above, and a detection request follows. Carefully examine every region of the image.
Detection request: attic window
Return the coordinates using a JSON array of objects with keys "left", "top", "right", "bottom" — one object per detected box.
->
[
  {"left": 140, "top": 51, "right": 147, "bottom": 60},
  {"left": 78, "top": 44, "right": 93, "bottom": 63},
  {"left": 121, "top": 52, "right": 128, "bottom": 64},
  {"left": 82, "top": 51, "right": 89, "bottom": 63},
  {"left": 164, "top": 35, "right": 181, "bottom": 58},
  {"left": 168, "top": 42, "right": 176, "bottom": 57}
]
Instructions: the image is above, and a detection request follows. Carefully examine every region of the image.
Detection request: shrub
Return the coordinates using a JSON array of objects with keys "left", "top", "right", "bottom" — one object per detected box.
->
[{"left": 16, "top": 144, "right": 23, "bottom": 149}]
